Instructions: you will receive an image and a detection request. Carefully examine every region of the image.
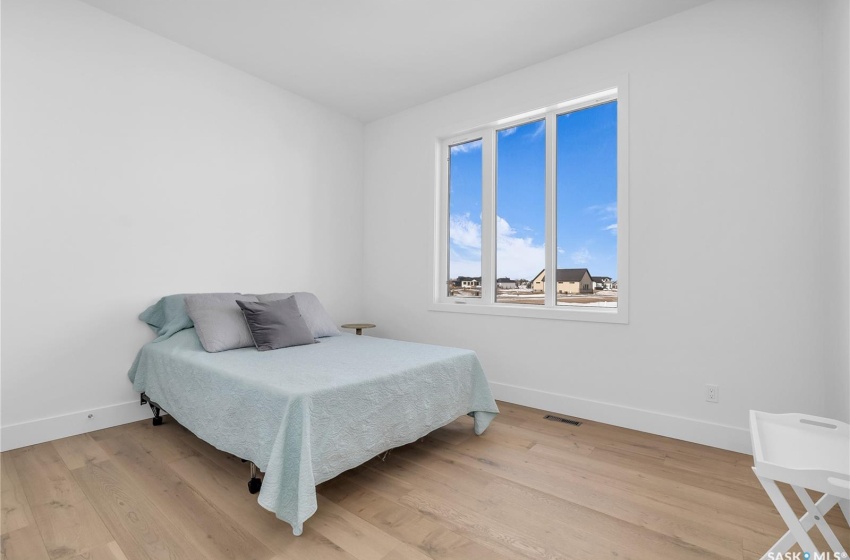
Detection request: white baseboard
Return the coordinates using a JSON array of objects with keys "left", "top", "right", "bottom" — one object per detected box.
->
[
  {"left": 1, "top": 400, "right": 158, "bottom": 452},
  {"left": 489, "top": 381, "right": 752, "bottom": 454},
  {"left": 1, "top": 384, "right": 750, "bottom": 455}
]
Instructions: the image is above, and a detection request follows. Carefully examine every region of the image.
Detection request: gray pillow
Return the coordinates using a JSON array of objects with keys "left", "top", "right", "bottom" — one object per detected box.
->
[
  {"left": 184, "top": 294, "right": 259, "bottom": 353},
  {"left": 255, "top": 292, "right": 340, "bottom": 338},
  {"left": 237, "top": 297, "right": 316, "bottom": 351}
]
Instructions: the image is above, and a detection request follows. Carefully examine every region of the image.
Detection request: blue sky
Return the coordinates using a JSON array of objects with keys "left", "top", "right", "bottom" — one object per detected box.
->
[
  {"left": 448, "top": 139, "right": 483, "bottom": 279},
  {"left": 449, "top": 100, "right": 617, "bottom": 281}
]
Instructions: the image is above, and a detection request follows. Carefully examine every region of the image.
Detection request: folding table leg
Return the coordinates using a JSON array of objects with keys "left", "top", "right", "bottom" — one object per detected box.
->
[
  {"left": 841, "top": 499, "right": 850, "bottom": 528},
  {"left": 762, "top": 492, "right": 840, "bottom": 556},
  {"left": 791, "top": 485, "right": 847, "bottom": 556},
  {"left": 755, "top": 472, "right": 818, "bottom": 558},
  {"left": 748, "top": 480, "right": 850, "bottom": 559}
]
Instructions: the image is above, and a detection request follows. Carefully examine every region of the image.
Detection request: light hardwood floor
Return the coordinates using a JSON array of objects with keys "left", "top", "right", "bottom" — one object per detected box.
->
[{"left": 1, "top": 401, "right": 847, "bottom": 560}]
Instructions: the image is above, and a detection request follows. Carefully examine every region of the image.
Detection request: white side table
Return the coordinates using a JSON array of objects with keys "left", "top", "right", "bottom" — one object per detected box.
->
[{"left": 750, "top": 410, "right": 850, "bottom": 560}]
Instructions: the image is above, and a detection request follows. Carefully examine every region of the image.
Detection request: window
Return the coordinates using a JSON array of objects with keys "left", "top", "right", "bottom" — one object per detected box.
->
[
  {"left": 447, "top": 138, "right": 483, "bottom": 298},
  {"left": 496, "top": 119, "right": 546, "bottom": 305},
  {"left": 556, "top": 100, "right": 618, "bottom": 308},
  {"left": 435, "top": 83, "right": 628, "bottom": 323}
]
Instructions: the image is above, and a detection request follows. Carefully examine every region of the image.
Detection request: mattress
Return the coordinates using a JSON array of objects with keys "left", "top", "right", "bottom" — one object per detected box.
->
[{"left": 128, "top": 329, "right": 499, "bottom": 535}]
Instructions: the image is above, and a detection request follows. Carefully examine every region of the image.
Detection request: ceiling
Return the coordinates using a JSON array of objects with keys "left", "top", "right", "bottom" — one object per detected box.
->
[{"left": 78, "top": 0, "right": 710, "bottom": 122}]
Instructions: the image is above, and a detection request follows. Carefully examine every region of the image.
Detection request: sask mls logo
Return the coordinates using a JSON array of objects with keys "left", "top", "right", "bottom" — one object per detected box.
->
[{"left": 766, "top": 553, "right": 848, "bottom": 560}]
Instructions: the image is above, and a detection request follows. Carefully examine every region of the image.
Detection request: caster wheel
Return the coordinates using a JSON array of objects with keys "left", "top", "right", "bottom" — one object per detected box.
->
[
  {"left": 152, "top": 416, "right": 163, "bottom": 426},
  {"left": 248, "top": 477, "right": 262, "bottom": 494}
]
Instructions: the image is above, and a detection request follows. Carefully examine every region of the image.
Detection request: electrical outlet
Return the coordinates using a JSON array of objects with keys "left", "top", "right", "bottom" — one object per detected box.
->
[{"left": 705, "top": 384, "right": 719, "bottom": 403}]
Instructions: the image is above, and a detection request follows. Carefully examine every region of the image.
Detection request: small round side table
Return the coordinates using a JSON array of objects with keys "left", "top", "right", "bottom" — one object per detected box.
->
[{"left": 341, "top": 323, "right": 376, "bottom": 336}]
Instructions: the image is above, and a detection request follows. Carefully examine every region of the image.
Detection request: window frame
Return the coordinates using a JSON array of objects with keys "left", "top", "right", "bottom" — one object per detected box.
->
[{"left": 432, "top": 79, "right": 629, "bottom": 324}]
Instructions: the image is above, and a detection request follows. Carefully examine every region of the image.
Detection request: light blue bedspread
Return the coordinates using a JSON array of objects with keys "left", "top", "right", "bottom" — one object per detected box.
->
[{"left": 128, "top": 329, "right": 498, "bottom": 535}]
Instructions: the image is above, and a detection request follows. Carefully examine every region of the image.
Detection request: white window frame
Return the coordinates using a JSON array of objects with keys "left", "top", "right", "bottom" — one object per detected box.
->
[{"left": 431, "top": 78, "right": 629, "bottom": 324}]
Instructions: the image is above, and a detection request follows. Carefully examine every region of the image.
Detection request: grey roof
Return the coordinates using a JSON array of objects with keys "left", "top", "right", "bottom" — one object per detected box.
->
[
  {"left": 592, "top": 276, "right": 612, "bottom": 282},
  {"left": 556, "top": 269, "right": 591, "bottom": 282},
  {"left": 532, "top": 268, "right": 591, "bottom": 283}
]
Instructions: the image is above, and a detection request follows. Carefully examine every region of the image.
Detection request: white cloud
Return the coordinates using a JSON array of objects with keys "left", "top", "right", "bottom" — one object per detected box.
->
[
  {"left": 499, "top": 127, "right": 517, "bottom": 137},
  {"left": 586, "top": 203, "right": 617, "bottom": 220},
  {"left": 529, "top": 120, "right": 545, "bottom": 139},
  {"left": 449, "top": 248, "right": 481, "bottom": 278},
  {"left": 496, "top": 215, "right": 513, "bottom": 237},
  {"left": 496, "top": 216, "right": 544, "bottom": 280},
  {"left": 449, "top": 213, "right": 481, "bottom": 277},
  {"left": 449, "top": 214, "right": 482, "bottom": 277},
  {"left": 450, "top": 139, "right": 482, "bottom": 154},
  {"left": 449, "top": 215, "right": 545, "bottom": 279},
  {"left": 604, "top": 223, "right": 618, "bottom": 235},
  {"left": 449, "top": 213, "right": 481, "bottom": 249},
  {"left": 571, "top": 247, "right": 591, "bottom": 265}
]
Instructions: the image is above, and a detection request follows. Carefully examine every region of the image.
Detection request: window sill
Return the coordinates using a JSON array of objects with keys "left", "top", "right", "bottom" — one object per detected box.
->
[{"left": 428, "top": 301, "right": 628, "bottom": 324}]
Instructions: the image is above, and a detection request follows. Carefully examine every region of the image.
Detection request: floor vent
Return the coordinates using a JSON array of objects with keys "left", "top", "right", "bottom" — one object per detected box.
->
[{"left": 544, "top": 415, "right": 582, "bottom": 426}]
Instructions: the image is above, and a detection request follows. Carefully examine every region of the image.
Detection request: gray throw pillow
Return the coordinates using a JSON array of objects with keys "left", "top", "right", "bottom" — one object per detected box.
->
[
  {"left": 237, "top": 297, "right": 316, "bottom": 351},
  {"left": 184, "top": 294, "right": 259, "bottom": 353},
  {"left": 255, "top": 292, "right": 340, "bottom": 338}
]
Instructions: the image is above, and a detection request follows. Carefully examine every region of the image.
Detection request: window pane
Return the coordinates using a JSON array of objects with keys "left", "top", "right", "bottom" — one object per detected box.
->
[
  {"left": 448, "top": 138, "right": 482, "bottom": 297},
  {"left": 495, "top": 119, "right": 546, "bottom": 305},
  {"left": 556, "top": 100, "right": 617, "bottom": 307}
]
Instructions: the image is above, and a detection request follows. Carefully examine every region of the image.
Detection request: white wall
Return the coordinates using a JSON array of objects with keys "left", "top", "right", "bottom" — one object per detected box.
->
[
  {"left": 363, "top": 0, "right": 843, "bottom": 452},
  {"left": 1, "top": 0, "right": 364, "bottom": 449},
  {"left": 822, "top": 0, "right": 850, "bottom": 423},
  {"left": 3, "top": 0, "right": 846, "bottom": 454}
]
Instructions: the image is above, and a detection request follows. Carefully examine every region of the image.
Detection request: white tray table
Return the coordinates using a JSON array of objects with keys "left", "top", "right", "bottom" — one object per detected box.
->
[{"left": 750, "top": 410, "right": 850, "bottom": 559}]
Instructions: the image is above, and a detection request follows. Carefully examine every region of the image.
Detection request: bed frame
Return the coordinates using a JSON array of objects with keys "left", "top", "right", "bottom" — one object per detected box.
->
[{"left": 140, "top": 392, "right": 262, "bottom": 494}]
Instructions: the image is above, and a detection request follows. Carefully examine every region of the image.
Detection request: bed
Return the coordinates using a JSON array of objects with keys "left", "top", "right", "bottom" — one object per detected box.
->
[{"left": 128, "top": 326, "right": 499, "bottom": 535}]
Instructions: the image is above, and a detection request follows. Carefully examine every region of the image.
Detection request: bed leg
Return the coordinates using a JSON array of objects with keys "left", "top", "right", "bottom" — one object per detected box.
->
[
  {"left": 248, "top": 462, "right": 262, "bottom": 494},
  {"left": 141, "top": 393, "right": 164, "bottom": 426}
]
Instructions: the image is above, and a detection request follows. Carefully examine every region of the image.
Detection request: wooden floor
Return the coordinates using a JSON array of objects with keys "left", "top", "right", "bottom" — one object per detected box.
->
[{"left": 2, "top": 402, "right": 848, "bottom": 560}]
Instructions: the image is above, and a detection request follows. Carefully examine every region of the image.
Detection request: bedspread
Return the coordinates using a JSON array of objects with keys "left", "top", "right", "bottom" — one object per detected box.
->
[{"left": 128, "top": 329, "right": 498, "bottom": 535}]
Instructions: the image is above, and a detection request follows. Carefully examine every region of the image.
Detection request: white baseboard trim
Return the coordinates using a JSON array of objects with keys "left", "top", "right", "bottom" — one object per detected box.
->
[
  {"left": 489, "top": 381, "right": 752, "bottom": 454},
  {"left": 1, "top": 384, "right": 750, "bottom": 455},
  {"left": 1, "top": 400, "right": 158, "bottom": 452}
]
